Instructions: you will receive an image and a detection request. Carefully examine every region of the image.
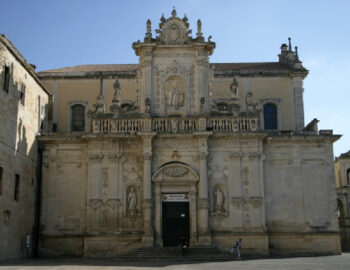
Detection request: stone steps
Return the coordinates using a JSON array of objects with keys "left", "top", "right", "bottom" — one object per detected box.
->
[{"left": 116, "top": 247, "right": 239, "bottom": 261}]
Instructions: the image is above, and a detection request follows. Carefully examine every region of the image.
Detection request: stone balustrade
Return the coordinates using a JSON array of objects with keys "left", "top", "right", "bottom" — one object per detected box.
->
[{"left": 91, "top": 116, "right": 259, "bottom": 134}]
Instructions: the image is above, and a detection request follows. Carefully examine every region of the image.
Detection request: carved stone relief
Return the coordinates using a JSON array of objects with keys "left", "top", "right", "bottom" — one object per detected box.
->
[
  {"left": 208, "top": 159, "right": 229, "bottom": 225},
  {"left": 123, "top": 182, "right": 142, "bottom": 229},
  {"left": 163, "top": 166, "right": 188, "bottom": 177},
  {"left": 170, "top": 149, "right": 181, "bottom": 161},
  {"left": 157, "top": 60, "right": 195, "bottom": 115},
  {"left": 165, "top": 76, "right": 185, "bottom": 110},
  {"left": 127, "top": 186, "right": 138, "bottom": 215}
]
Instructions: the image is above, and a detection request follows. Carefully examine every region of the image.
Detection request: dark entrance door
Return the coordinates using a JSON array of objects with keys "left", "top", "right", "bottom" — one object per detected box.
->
[{"left": 162, "top": 202, "right": 190, "bottom": 247}]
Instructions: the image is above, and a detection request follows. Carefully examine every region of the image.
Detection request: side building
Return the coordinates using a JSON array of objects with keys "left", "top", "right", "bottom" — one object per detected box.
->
[
  {"left": 36, "top": 10, "right": 341, "bottom": 257},
  {"left": 335, "top": 151, "right": 350, "bottom": 250},
  {"left": 0, "top": 35, "right": 50, "bottom": 259}
]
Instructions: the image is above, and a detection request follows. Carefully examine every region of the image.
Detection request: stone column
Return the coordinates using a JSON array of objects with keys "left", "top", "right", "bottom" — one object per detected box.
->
[
  {"left": 195, "top": 132, "right": 212, "bottom": 246},
  {"left": 140, "top": 132, "right": 156, "bottom": 245}
]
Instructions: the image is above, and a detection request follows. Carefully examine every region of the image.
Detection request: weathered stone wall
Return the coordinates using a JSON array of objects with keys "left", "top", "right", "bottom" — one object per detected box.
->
[
  {"left": 0, "top": 39, "right": 49, "bottom": 259},
  {"left": 264, "top": 136, "right": 340, "bottom": 254},
  {"left": 38, "top": 133, "right": 340, "bottom": 256}
]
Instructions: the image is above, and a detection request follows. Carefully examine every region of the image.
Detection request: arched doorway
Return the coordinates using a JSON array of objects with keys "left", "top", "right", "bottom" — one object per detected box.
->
[{"left": 152, "top": 162, "right": 199, "bottom": 247}]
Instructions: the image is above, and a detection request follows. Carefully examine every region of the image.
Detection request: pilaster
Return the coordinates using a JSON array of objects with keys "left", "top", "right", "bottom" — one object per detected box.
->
[
  {"left": 139, "top": 132, "right": 156, "bottom": 245},
  {"left": 292, "top": 77, "right": 305, "bottom": 130},
  {"left": 195, "top": 132, "right": 212, "bottom": 245}
]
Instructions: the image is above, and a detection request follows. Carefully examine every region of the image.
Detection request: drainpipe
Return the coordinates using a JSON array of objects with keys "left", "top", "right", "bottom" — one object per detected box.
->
[{"left": 32, "top": 145, "right": 43, "bottom": 257}]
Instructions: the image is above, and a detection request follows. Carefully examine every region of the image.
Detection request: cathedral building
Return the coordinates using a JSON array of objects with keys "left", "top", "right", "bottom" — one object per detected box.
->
[{"left": 0, "top": 9, "right": 342, "bottom": 258}]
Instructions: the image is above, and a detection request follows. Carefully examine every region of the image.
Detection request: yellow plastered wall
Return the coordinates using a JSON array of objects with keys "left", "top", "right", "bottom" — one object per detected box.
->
[
  {"left": 211, "top": 77, "right": 293, "bottom": 130},
  {"left": 41, "top": 78, "right": 139, "bottom": 132}
]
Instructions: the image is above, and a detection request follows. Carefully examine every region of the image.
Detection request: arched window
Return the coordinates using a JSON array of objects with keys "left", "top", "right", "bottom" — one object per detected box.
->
[
  {"left": 71, "top": 104, "right": 85, "bottom": 131},
  {"left": 263, "top": 103, "right": 278, "bottom": 130}
]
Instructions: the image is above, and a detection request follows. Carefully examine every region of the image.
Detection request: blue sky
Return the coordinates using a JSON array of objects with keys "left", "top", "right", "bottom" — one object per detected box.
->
[{"left": 2, "top": 0, "right": 349, "bottom": 157}]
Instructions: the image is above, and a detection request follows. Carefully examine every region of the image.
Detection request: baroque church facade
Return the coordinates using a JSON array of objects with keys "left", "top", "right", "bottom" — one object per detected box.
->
[{"left": 0, "top": 9, "right": 341, "bottom": 258}]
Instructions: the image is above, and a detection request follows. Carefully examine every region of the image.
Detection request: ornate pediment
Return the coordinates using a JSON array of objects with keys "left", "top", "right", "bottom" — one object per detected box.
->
[
  {"left": 155, "top": 8, "right": 192, "bottom": 45},
  {"left": 133, "top": 8, "right": 215, "bottom": 55},
  {"left": 152, "top": 162, "right": 199, "bottom": 183}
]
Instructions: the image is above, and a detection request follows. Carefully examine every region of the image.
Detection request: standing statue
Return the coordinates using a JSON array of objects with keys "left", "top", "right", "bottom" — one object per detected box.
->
[
  {"left": 245, "top": 92, "right": 259, "bottom": 112},
  {"left": 214, "top": 188, "right": 224, "bottom": 211},
  {"left": 168, "top": 80, "right": 184, "bottom": 109},
  {"left": 230, "top": 78, "right": 238, "bottom": 99},
  {"left": 197, "top": 19, "right": 202, "bottom": 34},
  {"left": 128, "top": 187, "right": 137, "bottom": 213}
]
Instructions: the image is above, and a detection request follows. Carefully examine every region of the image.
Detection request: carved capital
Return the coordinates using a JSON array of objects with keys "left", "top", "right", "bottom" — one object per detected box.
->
[
  {"left": 89, "top": 154, "right": 104, "bottom": 162},
  {"left": 229, "top": 151, "right": 244, "bottom": 159},
  {"left": 198, "top": 198, "right": 209, "bottom": 209},
  {"left": 88, "top": 199, "right": 102, "bottom": 211},
  {"left": 248, "top": 152, "right": 262, "bottom": 160},
  {"left": 198, "top": 151, "right": 208, "bottom": 160},
  {"left": 107, "top": 153, "right": 122, "bottom": 162},
  {"left": 143, "top": 152, "right": 152, "bottom": 160}
]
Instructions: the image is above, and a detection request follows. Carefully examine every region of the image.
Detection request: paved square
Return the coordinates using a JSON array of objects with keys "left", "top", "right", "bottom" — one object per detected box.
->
[{"left": 1, "top": 254, "right": 350, "bottom": 270}]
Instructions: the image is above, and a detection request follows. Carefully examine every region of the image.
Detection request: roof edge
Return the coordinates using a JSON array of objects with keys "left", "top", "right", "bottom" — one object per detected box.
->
[{"left": 0, "top": 34, "right": 51, "bottom": 96}]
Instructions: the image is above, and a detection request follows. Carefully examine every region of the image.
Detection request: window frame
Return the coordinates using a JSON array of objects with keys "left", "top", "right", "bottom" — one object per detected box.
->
[
  {"left": 2, "top": 65, "right": 10, "bottom": 93},
  {"left": 260, "top": 98, "right": 282, "bottom": 130},
  {"left": 14, "top": 173, "right": 20, "bottom": 201},
  {"left": 68, "top": 101, "right": 88, "bottom": 132},
  {"left": 19, "top": 83, "right": 26, "bottom": 106}
]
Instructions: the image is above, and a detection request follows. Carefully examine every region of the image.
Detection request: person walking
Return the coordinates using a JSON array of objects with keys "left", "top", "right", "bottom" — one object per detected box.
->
[{"left": 230, "top": 238, "right": 242, "bottom": 258}]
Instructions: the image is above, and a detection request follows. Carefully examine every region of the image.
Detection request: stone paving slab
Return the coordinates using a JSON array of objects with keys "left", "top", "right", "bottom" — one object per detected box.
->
[{"left": 0, "top": 253, "right": 349, "bottom": 270}]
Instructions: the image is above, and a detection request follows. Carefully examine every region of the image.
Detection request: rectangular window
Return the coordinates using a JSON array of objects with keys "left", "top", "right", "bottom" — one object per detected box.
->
[
  {"left": 3, "top": 65, "right": 10, "bottom": 93},
  {"left": 14, "top": 174, "right": 20, "bottom": 201},
  {"left": 71, "top": 104, "right": 85, "bottom": 131},
  {"left": 0, "top": 167, "right": 3, "bottom": 196},
  {"left": 20, "top": 83, "right": 26, "bottom": 106}
]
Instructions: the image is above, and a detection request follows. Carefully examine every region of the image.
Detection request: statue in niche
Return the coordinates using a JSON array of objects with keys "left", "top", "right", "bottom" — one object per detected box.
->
[
  {"left": 167, "top": 79, "right": 185, "bottom": 109},
  {"left": 214, "top": 187, "right": 225, "bottom": 212},
  {"left": 127, "top": 187, "right": 137, "bottom": 214}
]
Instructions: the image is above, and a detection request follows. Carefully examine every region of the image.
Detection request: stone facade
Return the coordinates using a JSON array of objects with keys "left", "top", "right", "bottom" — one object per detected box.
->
[
  {"left": 36, "top": 10, "right": 341, "bottom": 257},
  {"left": 0, "top": 35, "right": 50, "bottom": 259},
  {"left": 0, "top": 9, "right": 341, "bottom": 259},
  {"left": 335, "top": 151, "right": 350, "bottom": 250}
]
